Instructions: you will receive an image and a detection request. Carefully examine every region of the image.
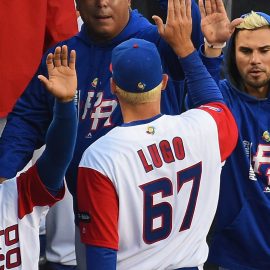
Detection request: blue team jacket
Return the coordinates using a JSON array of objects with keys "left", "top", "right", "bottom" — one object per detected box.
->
[{"left": 200, "top": 49, "right": 270, "bottom": 270}]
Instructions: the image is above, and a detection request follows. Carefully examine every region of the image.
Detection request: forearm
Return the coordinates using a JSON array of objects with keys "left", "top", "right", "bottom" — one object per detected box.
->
[
  {"left": 36, "top": 99, "right": 77, "bottom": 192},
  {"left": 198, "top": 45, "right": 223, "bottom": 84},
  {"left": 179, "top": 50, "right": 223, "bottom": 107}
]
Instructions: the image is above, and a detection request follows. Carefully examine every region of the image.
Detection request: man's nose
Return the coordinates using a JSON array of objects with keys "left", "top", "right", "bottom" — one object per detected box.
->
[
  {"left": 96, "top": 0, "right": 109, "bottom": 7},
  {"left": 250, "top": 51, "right": 261, "bottom": 65}
]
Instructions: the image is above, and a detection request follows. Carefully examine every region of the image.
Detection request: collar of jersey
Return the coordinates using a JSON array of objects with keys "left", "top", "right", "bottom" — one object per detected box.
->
[{"left": 121, "top": 114, "right": 163, "bottom": 127}]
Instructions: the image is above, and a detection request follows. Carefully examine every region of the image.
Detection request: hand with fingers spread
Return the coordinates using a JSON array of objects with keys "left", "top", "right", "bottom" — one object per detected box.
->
[
  {"left": 38, "top": 45, "right": 77, "bottom": 102},
  {"left": 152, "top": 0, "right": 195, "bottom": 58},
  {"left": 199, "top": 0, "right": 243, "bottom": 45}
]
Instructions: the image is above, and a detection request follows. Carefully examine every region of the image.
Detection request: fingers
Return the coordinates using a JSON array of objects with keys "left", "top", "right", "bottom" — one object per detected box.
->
[
  {"left": 61, "top": 45, "right": 68, "bottom": 67},
  {"left": 173, "top": 0, "right": 191, "bottom": 20},
  {"left": 198, "top": 0, "right": 206, "bottom": 18},
  {"left": 46, "top": 46, "right": 75, "bottom": 70},
  {"left": 53, "top": 47, "right": 62, "bottom": 67},
  {"left": 200, "top": 0, "right": 226, "bottom": 16},
  {"left": 69, "top": 50, "right": 76, "bottom": 70},
  {"left": 46, "top": 53, "right": 54, "bottom": 73},
  {"left": 167, "top": 0, "right": 174, "bottom": 21},
  {"left": 174, "top": 0, "right": 181, "bottom": 19},
  {"left": 204, "top": 0, "right": 212, "bottom": 15},
  {"left": 216, "top": 0, "right": 227, "bottom": 14},
  {"left": 210, "top": 0, "right": 217, "bottom": 13},
  {"left": 186, "top": 0, "right": 191, "bottom": 20},
  {"left": 179, "top": 0, "right": 186, "bottom": 18}
]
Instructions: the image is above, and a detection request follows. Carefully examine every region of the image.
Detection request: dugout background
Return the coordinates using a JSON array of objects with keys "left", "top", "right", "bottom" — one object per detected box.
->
[{"left": 131, "top": 0, "right": 270, "bottom": 21}]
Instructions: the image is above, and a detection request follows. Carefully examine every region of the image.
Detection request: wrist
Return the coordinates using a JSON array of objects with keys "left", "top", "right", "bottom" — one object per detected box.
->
[
  {"left": 204, "top": 44, "right": 223, "bottom": 58},
  {"left": 174, "top": 41, "right": 195, "bottom": 58},
  {"left": 204, "top": 37, "right": 226, "bottom": 49}
]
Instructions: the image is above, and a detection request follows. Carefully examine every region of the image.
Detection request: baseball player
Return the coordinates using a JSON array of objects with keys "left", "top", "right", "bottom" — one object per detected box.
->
[
  {"left": 0, "top": 45, "right": 77, "bottom": 270},
  {"left": 77, "top": 0, "right": 238, "bottom": 269}
]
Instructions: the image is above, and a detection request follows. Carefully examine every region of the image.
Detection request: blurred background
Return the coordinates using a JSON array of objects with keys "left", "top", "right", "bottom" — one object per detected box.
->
[{"left": 131, "top": 0, "right": 270, "bottom": 21}]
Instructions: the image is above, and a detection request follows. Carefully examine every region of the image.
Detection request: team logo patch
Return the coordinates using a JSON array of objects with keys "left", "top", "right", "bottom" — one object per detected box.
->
[
  {"left": 262, "top": 131, "right": 270, "bottom": 143},
  {"left": 91, "top": 78, "right": 99, "bottom": 88},
  {"left": 137, "top": 82, "right": 146, "bottom": 91},
  {"left": 264, "top": 186, "right": 270, "bottom": 193},
  {"left": 77, "top": 212, "right": 91, "bottom": 223},
  {"left": 146, "top": 126, "right": 155, "bottom": 135},
  {"left": 200, "top": 105, "right": 222, "bottom": 112}
]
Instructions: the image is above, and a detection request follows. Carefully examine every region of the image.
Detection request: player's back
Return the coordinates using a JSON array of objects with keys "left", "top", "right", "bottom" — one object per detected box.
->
[{"left": 80, "top": 108, "right": 223, "bottom": 270}]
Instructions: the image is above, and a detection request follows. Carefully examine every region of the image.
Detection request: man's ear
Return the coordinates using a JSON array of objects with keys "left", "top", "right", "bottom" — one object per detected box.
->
[
  {"left": 110, "top": 78, "right": 117, "bottom": 95},
  {"left": 161, "top": 74, "right": 168, "bottom": 91}
]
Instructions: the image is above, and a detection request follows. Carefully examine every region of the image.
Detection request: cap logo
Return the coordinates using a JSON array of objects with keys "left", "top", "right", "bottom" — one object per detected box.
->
[{"left": 137, "top": 82, "right": 146, "bottom": 91}]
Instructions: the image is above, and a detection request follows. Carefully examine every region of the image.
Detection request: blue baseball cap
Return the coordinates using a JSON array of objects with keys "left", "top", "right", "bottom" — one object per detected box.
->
[{"left": 111, "top": 38, "right": 163, "bottom": 93}]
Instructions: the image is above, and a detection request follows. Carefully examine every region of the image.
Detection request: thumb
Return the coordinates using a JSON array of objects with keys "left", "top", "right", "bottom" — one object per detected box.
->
[
  {"left": 152, "top": 15, "right": 165, "bottom": 37},
  {"left": 38, "top": 75, "right": 51, "bottom": 90},
  {"left": 229, "top": 18, "right": 244, "bottom": 33}
]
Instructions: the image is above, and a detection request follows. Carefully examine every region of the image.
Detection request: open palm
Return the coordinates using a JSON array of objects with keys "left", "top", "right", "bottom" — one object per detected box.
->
[
  {"left": 199, "top": 0, "right": 243, "bottom": 44},
  {"left": 152, "top": 0, "right": 194, "bottom": 58},
  {"left": 38, "top": 45, "right": 77, "bottom": 102}
]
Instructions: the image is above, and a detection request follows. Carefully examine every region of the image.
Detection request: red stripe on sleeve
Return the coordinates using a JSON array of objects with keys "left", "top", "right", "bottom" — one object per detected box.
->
[
  {"left": 17, "top": 165, "right": 65, "bottom": 219},
  {"left": 198, "top": 102, "right": 238, "bottom": 162},
  {"left": 77, "top": 167, "right": 119, "bottom": 250}
]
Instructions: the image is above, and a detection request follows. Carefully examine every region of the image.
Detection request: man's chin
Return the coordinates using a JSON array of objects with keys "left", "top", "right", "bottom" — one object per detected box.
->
[{"left": 246, "top": 78, "right": 270, "bottom": 89}]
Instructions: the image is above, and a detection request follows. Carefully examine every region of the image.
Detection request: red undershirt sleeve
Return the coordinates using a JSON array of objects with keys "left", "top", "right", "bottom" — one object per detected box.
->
[{"left": 77, "top": 167, "right": 119, "bottom": 250}]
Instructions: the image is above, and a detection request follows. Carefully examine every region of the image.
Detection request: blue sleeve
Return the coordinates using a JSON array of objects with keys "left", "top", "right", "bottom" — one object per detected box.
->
[
  {"left": 179, "top": 50, "right": 224, "bottom": 107},
  {"left": 0, "top": 62, "right": 55, "bottom": 178},
  {"left": 198, "top": 45, "right": 224, "bottom": 84},
  {"left": 36, "top": 100, "right": 77, "bottom": 192},
  {"left": 86, "top": 245, "right": 117, "bottom": 270}
]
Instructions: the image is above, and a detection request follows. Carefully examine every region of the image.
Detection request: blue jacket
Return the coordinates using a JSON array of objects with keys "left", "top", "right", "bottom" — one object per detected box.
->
[
  {"left": 199, "top": 49, "right": 270, "bottom": 270},
  {"left": 0, "top": 6, "right": 203, "bottom": 198}
]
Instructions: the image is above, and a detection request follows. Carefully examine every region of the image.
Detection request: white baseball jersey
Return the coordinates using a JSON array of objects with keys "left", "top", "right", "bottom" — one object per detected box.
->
[
  {"left": 0, "top": 165, "right": 64, "bottom": 270},
  {"left": 78, "top": 102, "right": 237, "bottom": 270}
]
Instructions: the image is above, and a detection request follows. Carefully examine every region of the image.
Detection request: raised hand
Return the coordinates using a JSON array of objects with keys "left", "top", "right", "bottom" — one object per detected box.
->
[
  {"left": 199, "top": 0, "right": 243, "bottom": 44},
  {"left": 152, "top": 0, "right": 194, "bottom": 57},
  {"left": 38, "top": 45, "right": 77, "bottom": 102}
]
